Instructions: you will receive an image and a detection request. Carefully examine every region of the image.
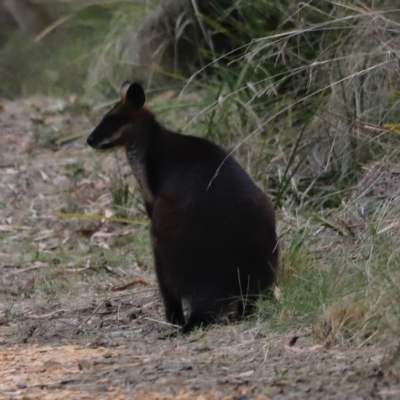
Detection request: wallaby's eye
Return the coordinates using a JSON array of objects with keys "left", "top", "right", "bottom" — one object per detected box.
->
[{"left": 102, "top": 114, "right": 129, "bottom": 133}]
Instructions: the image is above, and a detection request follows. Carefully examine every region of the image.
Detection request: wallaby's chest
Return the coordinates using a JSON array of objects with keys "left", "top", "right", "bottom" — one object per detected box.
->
[{"left": 126, "top": 147, "right": 154, "bottom": 210}]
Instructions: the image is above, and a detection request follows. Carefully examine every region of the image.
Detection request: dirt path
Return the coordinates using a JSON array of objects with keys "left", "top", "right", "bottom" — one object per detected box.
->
[
  {"left": 0, "top": 328, "right": 392, "bottom": 400},
  {"left": 0, "top": 97, "right": 398, "bottom": 399}
]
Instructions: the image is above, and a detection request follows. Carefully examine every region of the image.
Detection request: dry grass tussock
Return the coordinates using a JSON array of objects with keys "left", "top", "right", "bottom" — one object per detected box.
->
[{"left": 321, "top": 301, "right": 369, "bottom": 343}]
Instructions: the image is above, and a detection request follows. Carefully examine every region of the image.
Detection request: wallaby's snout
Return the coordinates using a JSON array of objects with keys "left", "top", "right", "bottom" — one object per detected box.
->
[
  {"left": 86, "top": 125, "right": 113, "bottom": 150},
  {"left": 86, "top": 134, "right": 96, "bottom": 148}
]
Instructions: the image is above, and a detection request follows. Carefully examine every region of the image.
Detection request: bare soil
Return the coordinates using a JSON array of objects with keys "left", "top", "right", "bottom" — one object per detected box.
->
[{"left": 0, "top": 97, "right": 399, "bottom": 400}]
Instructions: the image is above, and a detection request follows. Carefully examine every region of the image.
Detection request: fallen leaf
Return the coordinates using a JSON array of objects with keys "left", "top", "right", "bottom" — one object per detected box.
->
[
  {"left": 284, "top": 344, "right": 324, "bottom": 354},
  {"left": 380, "top": 389, "right": 400, "bottom": 396},
  {"left": 25, "top": 277, "right": 35, "bottom": 290},
  {"left": 92, "top": 231, "right": 116, "bottom": 238},
  {"left": 369, "top": 353, "right": 384, "bottom": 364},
  {"left": 75, "top": 229, "right": 95, "bottom": 239},
  {"left": 72, "top": 222, "right": 105, "bottom": 239},
  {"left": 105, "top": 209, "right": 113, "bottom": 218},
  {"left": 39, "top": 170, "right": 49, "bottom": 181},
  {"left": 77, "top": 359, "right": 92, "bottom": 370},
  {"left": 43, "top": 360, "right": 64, "bottom": 371},
  {"left": 33, "top": 261, "right": 47, "bottom": 267},
  {"left": 288, "top": 336, "right": 299, "bottom": 346},
  {"left": 236, "top": 370, "right": 254, "bottom": 378},
  {"left": 93, "top": 182, "right": 108, "bottom": 190},
  {"left": 16, "top": 143, "right": 33, "bottom": 155},
  {"left": 253, "top": 395, "right": 271, "bottom": 400},
  {"left": 78, "top": 195, "right": 99, "bottom": 205},
  {"left": 69, "top": 183, "right": 86, "bottom": 194},
  {"left": 121, "top": 228, "right": 135, "bottom": 236},
  {"left": 274, "top": 285, "right": 281, "bottom": 300},
  {"left": 111, "top": 276, "right": 152, "bottom": 292}
]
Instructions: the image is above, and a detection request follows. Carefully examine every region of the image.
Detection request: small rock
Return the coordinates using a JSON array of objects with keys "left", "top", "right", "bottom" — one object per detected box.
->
[
  {"left": 78, "top": 359, "right": 92, "bottom": 370},
  {"left": 43, "top": 360, "right": 63, "bottom": 371}
]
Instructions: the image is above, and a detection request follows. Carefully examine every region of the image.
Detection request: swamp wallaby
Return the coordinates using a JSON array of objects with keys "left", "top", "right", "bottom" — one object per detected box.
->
[{"left": 87, "top": 82, "right": 278, "bottom": 332}]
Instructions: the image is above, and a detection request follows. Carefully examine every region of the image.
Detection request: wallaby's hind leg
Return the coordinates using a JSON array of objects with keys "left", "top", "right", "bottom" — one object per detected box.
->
[
  {"left": 181, "top": 300, "right": 231, "bottom": 333},
  {"left": 155, "top": 256, "right": 185, "bottom": 327},
  {"left": 163, "top": 293, "right": 185, "bottom": 326},
  {"left": 181, "top": 310, "right": 216, "bottom": 333}
]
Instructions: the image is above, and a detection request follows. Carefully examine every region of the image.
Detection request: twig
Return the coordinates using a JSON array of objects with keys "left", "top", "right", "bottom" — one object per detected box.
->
[
  {"left": 77, "top": 298, "right": 108, "bottom": 328},
  {"left": 56, "top": 212, "right": 148, "bottom": 226},
  {"left": 8, "top": 264, "right": 47, "bottom": 275},
  {"left": 28, "top": 309, "right": 72, "bottom": 319},
  {"left": 142, "top": 317, "right": 180, "bottom": 329}
]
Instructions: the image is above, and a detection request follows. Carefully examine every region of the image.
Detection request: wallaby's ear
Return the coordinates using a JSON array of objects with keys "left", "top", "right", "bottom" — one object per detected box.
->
[
  {"left": 120, "top": 81, "right": 146, "bottom": 110},
  {"left": 120, "top": 81, "right": 132, "bottom": 101}
]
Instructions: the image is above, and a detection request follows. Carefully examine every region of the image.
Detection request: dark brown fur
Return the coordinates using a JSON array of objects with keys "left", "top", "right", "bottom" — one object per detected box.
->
[{"left": 87, "top": 82, "right": 278, "bottom": 332}]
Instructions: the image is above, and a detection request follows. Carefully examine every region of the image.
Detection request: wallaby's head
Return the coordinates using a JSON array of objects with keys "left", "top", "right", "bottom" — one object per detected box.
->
[{"left": 87, "top": 81, "right": 149, "bottom": 150}]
